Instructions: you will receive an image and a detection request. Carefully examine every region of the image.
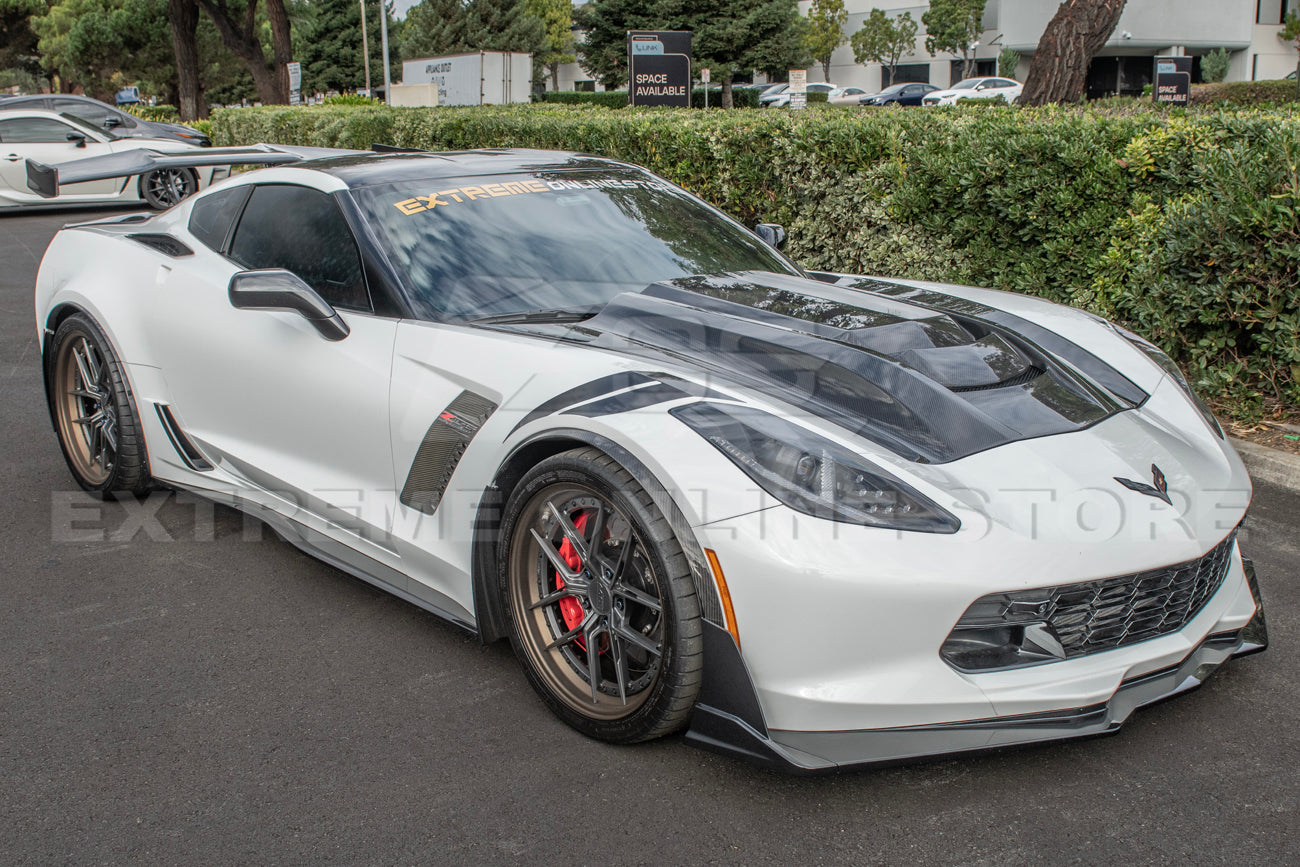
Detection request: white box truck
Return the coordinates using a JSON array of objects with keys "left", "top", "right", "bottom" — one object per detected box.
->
[{"left": 400, "top": 51, "right": 532, "bottom": 106}]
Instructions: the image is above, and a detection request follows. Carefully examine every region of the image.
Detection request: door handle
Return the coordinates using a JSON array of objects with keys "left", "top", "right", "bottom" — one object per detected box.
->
[{"left": 3, "top": 154, "right": 22, "bottom": 162}]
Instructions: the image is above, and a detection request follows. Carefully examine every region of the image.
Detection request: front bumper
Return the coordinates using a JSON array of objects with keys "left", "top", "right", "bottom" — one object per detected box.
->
[{"left": 685, "top": 559, "right": 1268, "bottom": 772}]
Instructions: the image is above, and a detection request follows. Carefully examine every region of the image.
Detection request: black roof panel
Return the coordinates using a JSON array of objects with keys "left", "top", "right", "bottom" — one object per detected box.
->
[{"left": 297, "top": 149, "right": 645, "bottom": 187}]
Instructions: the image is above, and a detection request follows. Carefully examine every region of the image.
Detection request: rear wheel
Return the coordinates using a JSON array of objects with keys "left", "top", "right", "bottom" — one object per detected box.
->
[
  {"left": 499, "top": 448, "right": 703, "bottom": 743},
  {"left": 48, "top": 313, "right": 151, "bottom": 497},
  {"left": 140, "top": 167, "right": 197, "bottom": 209}
]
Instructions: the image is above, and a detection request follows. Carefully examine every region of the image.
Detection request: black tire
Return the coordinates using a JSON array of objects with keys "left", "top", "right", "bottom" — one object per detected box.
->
[
  {"left": 47, "top": 313, "right": 152, "bottom": 497},
  {"left": 498, "top": 447, "right": 703, "bottom": 743},
  {"left": 139, "top": 167, "right": 198, "bottom": 210}
]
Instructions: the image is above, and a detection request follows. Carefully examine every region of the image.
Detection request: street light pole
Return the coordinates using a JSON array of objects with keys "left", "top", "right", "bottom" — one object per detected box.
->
[
  {"left": 360, "top": 0, "right": 371, "bottom": 96},
  {"left": 379, "top": 0, "right": 391, "bottom": 101}
]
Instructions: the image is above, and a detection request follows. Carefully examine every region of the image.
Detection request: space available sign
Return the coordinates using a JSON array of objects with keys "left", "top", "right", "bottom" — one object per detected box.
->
[
  {"left": 627, "top": 31, "right": 692, "bottom": 107},
  {"left": 1153, "top": 56, "right": 1191, "bottom": 105}
]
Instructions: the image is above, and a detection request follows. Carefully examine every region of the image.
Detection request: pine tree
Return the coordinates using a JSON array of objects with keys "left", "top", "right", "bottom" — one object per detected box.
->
[{"left": 302, "top": 0, "right": 398, "bottom": 93}]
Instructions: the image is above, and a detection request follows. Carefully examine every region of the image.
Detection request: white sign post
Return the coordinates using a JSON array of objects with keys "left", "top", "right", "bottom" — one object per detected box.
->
[
  {"left": 287, "top": 61, "right": 302, "bottom": 104},
  {"left": 789, "top": 68, "right": 807, "bottom": 110},
  {"left": 701, "top": 67, "right": 709, "bottom": 108}
]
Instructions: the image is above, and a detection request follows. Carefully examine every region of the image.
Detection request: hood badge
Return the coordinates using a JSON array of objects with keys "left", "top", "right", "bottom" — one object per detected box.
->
[{"left": 1115, "top": 464, "right": 1172, "bottom": 505}]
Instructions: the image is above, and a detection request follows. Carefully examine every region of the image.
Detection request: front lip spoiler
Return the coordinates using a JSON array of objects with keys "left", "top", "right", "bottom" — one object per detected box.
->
[{"left": 686, "top": 559, "right": 1268, "bottom": 773}]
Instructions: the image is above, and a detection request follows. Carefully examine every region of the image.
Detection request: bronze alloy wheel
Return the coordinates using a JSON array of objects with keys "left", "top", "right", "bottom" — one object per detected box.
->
[
  {"left": 54, "top": 333, "right": 117, "bottom": 486},
  {"left": 48, "top": 313, "right": 150, "bottom": 496},
  {"left": 501, "top": 448, "right": 702, "bottom": 743}
]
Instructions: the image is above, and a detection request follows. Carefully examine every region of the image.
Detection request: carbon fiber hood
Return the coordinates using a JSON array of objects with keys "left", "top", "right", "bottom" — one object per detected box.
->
[{"left": 575, "top": 272, "right": 1146, "bottom": 464}]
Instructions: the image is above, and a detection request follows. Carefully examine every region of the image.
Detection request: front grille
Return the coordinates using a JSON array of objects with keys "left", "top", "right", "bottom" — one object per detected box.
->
[
  {"left": 1048, "top": 530, "right": 1237, "bottom": 656},
  {"left": 943, "top": 530, "right": 1239, "bottom": 670}
]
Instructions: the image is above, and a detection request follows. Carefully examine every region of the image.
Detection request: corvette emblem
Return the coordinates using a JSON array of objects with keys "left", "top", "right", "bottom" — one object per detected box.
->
[{"left": 1115, "top": 464, "right": 1172, "bottom": 505}]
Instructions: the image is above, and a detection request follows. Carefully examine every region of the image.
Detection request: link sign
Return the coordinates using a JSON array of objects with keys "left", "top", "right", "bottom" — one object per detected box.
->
[
  {"left": 1153, "top": 56, "right": 1191, "bottom": 106},
  {"left": 628, "top": 31, "right": 692, "bottom": 107}
]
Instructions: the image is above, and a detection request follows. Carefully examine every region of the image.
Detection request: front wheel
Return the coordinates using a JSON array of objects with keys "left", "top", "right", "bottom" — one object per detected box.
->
[
  {"left": 499, "top": 448, "right": 703, "bottom": 743},
  {"left": 140, "top": 167, "right": 198, "bottom": 209},
  {"left": 47, "top": 313, "right": 151, "bottom": 497}
]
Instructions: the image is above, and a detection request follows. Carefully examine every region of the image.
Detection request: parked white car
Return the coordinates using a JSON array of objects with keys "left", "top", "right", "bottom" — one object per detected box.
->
[
  {"left": 827, "top": 86, "right": 870, "bottom": 105},
  {"left": 0, "top": 109, "right": 220, "bottom": 209},
  {"left": 762, "top": 82, "right": 837, "bottom": 107},
  {"left": 923, "top": 77, "right": 1023, "bottom": 106}
]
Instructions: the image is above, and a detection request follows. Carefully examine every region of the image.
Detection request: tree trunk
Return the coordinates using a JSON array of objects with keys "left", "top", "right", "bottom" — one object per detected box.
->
[
  {"left": 1018, "top": 0, "right": 1128, "bottom": 106},
  {"left": 822, "top": 58, "right": 831, "bottom": 82},
  {"left": 721, "top": 73, "right": 733, "bottom": 109},
  {"left": 266, "top": 0, "right": 293, "bottom": 102},
  {"left": 550, "top": 62, "right": 559, "bottom": 92},
  {"left": 168, "top": 0, "right": 205, "bottom": 121},
  {"left": 196, "top": 0, "right": 283, "bottom": 104}
]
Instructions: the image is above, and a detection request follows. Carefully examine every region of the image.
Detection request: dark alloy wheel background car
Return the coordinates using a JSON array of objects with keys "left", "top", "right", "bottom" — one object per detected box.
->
[
  {"left": 860, "top": 83, "right": 941, "bottom": 106},
  {"left": 0, "top": 94, "right": 210, "bottom": 147}
]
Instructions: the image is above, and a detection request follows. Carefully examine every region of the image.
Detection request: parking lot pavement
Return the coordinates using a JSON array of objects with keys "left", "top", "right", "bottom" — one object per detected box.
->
[{"left": 2, "top": 207, "right": 1297, "bottom": 864}]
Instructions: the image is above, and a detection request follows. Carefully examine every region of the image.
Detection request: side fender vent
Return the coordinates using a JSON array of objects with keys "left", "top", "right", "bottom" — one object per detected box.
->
[
  {"left": 401, "top": 391, "right": 498, "bottom": 515},
  {"left": 155, "top": 403, "right": 213, "bottom": 471},
  {"left": 128, "top": 233, "right": 194, "bottom": 258}
]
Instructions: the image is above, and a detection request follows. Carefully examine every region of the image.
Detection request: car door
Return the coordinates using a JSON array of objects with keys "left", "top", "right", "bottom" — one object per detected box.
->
[
  {"left": 0, "top": 115, "right": 121, "bottom": 203},
  {"left": 900, "top": 85, "right": 923, "bottom": 105},
  {"left": 148, "top": 182, "right": 402, "bottom": 558}
]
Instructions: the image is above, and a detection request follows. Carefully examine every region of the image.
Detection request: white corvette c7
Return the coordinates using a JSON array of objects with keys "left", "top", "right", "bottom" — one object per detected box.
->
[
  {"left": 30, "top": 145, "right": 1267, "bottom": 771},
  {"left": 1, "top": 109, "right": 218, "bottom": 209}
]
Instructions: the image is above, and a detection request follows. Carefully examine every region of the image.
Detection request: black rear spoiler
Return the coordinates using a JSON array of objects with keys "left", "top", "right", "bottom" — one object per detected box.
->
[{"left": 24, "top": 143, "right": 362, "bottom": 198}]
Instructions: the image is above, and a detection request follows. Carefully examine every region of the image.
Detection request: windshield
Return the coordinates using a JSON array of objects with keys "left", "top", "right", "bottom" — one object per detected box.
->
[
  {"left": 950, "top": 79, "right": 981, "bottom": 90},
  {"left": 59, "top": 112, "right": 118, "bottom": 139},
  {"left": 354, "top": 171, "right": 802, "bottom": 321}
]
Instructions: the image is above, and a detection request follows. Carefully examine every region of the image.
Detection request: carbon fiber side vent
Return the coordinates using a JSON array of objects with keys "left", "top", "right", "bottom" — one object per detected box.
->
[{"left": 400, "top": 391, "right": 497, "bottom": 514}]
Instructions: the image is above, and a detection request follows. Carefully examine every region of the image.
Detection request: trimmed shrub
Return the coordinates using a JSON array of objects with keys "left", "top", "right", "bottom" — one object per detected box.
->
[
  {"left": 1191, "top": 79, "right": 1298, "bottom": 106},
  {"left": 538, "top": 91, "right": 628, "bottom": 108},
  {"left": 209, "top": 102, "right": 1300, "bottom": 408},
  {"left": 535, "top": 88, "right": 760, "bottom": 109},
  {"left": 125, "top": 104, "right": 180, "bottom": 123}
]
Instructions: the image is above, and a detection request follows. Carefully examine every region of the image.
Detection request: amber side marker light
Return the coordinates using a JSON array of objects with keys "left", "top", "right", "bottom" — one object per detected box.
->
[{"left": 704, "top": 548, "right": 741, "bottom": 650}]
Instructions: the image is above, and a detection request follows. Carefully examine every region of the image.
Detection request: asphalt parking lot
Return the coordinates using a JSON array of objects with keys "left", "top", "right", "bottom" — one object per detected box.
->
[{"left": 2, "top": 205, "right": 1297, "bottom": 865}]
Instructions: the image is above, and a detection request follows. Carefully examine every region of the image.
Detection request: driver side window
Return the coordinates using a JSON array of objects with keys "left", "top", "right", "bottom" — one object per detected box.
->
[
  {"left": 228, "top": 184, "right": 372, "bottom": 313},
  {"left": 0, "top": 117, "right": 76, "bottom": 143}
]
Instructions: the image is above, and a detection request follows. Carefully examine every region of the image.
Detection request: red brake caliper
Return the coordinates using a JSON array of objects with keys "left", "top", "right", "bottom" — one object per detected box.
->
[{"left": 555, "top": 512, "right": 590, "bottom": 648}]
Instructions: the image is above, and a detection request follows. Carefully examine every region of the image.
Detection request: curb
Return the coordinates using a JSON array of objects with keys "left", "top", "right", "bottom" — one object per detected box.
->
[{"left": 1232, "top": 437, "right": 1300, "bottom": 492}]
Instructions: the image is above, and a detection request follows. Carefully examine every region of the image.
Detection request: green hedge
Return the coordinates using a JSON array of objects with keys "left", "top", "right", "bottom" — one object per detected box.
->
[
  {"left": 1190, "top": 79, "right": 1299, "bottom": 107},
  {"left": 538, "top": 91, "right": 628, "bottom": 108},
  {"left": 535, "top": 88, "right": 761, "bottom": 109},
  {"left": 210, "top": 103, "right": 1300, "bottom": 410}
]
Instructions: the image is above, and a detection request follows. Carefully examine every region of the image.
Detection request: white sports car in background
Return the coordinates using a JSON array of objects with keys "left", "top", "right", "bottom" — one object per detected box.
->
[
  {"left": 30, "top": 145, "right": 1267, "bottom": 771},
  {"left": 923, "top": 77, "right": 1024, "bottom": 105},
  {"left": 1, "top": 109, "right": 218, "bottom": 209}
]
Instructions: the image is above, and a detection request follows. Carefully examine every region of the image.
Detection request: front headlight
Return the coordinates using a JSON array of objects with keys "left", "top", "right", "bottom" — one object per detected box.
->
[
  {"left": 670, "top": 402, "right": 960, "bottom": 533},
  {"left": 1114, "top": 325, "right": 1224, "bottom": 439}
]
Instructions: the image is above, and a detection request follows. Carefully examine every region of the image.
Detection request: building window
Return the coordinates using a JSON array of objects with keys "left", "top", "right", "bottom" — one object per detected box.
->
[
  {"left": 575, "top": 80, "right": 595, "bottom": 92},
  {"left": 889, "top": 64, "right": 930, "bottom": 84},
  {"left": 1257, "top": 0, "right": 1293, "bottom": 25},
  {"left": 950, "top": 59, "right": 996, "bottom": 82}
]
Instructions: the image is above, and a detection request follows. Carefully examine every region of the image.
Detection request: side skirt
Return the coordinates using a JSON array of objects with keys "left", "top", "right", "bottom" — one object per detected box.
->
[{"left": 169, "top": 480, "right": 477, "bottom": 634}]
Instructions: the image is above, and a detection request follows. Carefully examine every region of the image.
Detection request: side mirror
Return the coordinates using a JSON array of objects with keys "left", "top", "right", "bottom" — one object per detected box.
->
[
  {"left": 66, "top": 131, "right": 86, "bottom": 148},
  {"left": 974, "top": 84, "right": 986, "bottom": 92},
  {"left": 754, "top": 223, "right": 786, "bottom": 250},
  {"left": 104, "top": 117, "right": 121, "bottom": 129},
  {"left": 228, "top": 269, "right": 350, "bottom": 341}
]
